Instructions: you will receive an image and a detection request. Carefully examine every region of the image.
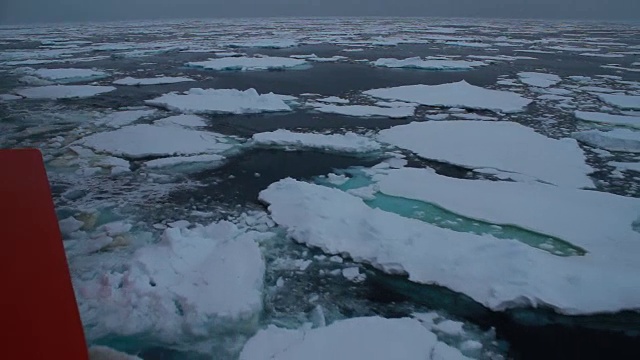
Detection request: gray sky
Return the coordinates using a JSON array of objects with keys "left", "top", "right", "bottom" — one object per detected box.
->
[{"left": 1, "top": 0, "right": 638, "bottom": 24}]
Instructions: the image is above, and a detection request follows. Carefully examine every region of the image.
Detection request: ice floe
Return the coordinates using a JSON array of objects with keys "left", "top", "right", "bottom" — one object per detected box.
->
[
  {"left": 609, "top": 161, "right": 640, "bottom": 173},
  {"left": 517, "top": 72, "right": 561, "bottom": 88},
  {"left": 113, "top": 76, "right": 194, "bottom": 86},
  {"left": 597, "top": 93, "right": 640, "bottom": 110},
  {"left": 227, "top": 39, "right": 298, "bottom": 48},
  {"left": 76, "top": 124, "right": 236, "bottom": 158},
  {"left": 143, "top": 154, "right": 226, "bottom": 168},
  {"left": 76, "top": 221, "right": 270, "bottom": 342},
  {"left": 574, "top": 111, "right": 640, "bottom": 129},
  {"left": 259, "top": 173, "right": 640, "bottom": 314},
  {"left": 378, "top": 121, "right": 593, "bottom": 188},
  {"left": 27, "top": 68, "right": 108, "bottom": 83},
  {"left": 309, "top": 102, "right": 415, "bottom": 118},
  {"left": 371, "top": 57, "right": 486, "bottom": 70},
  {"left": 240, "top": 316, "right": 469, "bottom": 360},
  {"left": 153, "top": 114, "right": 207, "bottom": 128},
  {"left": 146, "top": 88, "right": 294, "bottom": 115},
  {"left": 316, "top": 96, "right": 349, "bottom": 104},
  {"left": 16, "top": 85, "right": 116, "bottom": 99},
  {"left": 187, "top": 56, "right": 307, "bottom": 71},
  {"left": 364, "top": 81, "right": 532, "bottom": 113},
  {"left": 572, "top": 128, "right": 640, "bottom": 153},
  {"left": 251, "top": 129, "right": 381, "bottom": 153},
  {"left": 95, "top": 109, "right": 156, "bottom": 128}
]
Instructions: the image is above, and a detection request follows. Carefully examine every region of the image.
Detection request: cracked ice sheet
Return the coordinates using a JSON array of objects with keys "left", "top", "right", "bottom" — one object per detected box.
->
[
  {"left": 75, "top": 221, "right": 271, "bottom": 342},
  {"left": 364, "top": 81, "right": 532, "bottom": 113},
  {"left": 574, "top": 111, "right": 640, "bottom": 129},
  {"left": 240, "top": 317, "right": 470, "bottom": 360},
  {"left": 597, "top": 94, "right": 640, "bottom": 110},
  {"left": 113, "top": 76, "right": 195, "bottom": 86},
  {"left": 186, "top": 56, "right": 307, "bottom": 71},
  {"left": 16, "top": 85, "right": 116, "bottom": 99},
  {"left": 371, "top": 57, "right": 487, "bottom": 70},
  {"left": 75, "top": 124, "right": 237, "bottom": 159},
  {"left": 259, "top": 177, "right": 640, "bottom": 315},
  {"left": 145, "top": 88, "right": 294, "bottom": 115},
  {"left": 572, "top": 128, "right": 640, "bottom": 153},
  {"left": 378, "top": 121, "right": 593, "bottom": 188},
  {"left": 251, "top": 129, "right": 381, "bottom": 153},
  {"left": 517, "top": 72, "right": 561, "bottom": 88}
]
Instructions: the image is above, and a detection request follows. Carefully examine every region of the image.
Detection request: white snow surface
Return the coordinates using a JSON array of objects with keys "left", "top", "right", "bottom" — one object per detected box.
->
[
  {"left": 153, "top": 114, "right": 207, "bottom": 128},
  {"left": 598, "top": 94, "right": 640, "bottom": 110},
  {"left": 76, "top": 221, "right": 268, "bottom": 341},
  {"left": 76, "top": 124, "right": 235, "bottom": 158},
  {"left": 310, "top": 102, "right": 415, "bottom": 118},
  {"left": 517, "top": 72, "right": 562, "bottom": 88},
  {"left": 378, "top": 121, "right": 593, "bottom": 188},
  {"left": 572, "top": 128, "right": 640, "bottom": 153},
  {"left": 372, "top": 57, "right": 486, "bottom": 70},
  {"left": 363, "top": 81, "right": 532, "bottom": 113},
  {"left": 30, "top": 68, "right": 107, "bottom": 82},
  {"left": 574, "top": 111, "right": 640, "bottom": 129},
  {"left": 259, "top": 174, "right": 640, "bottom": 314},
  {"left": 16, "top": 85, "right": 116, "bottom": 99},
  {"left": 187, "top": 56, "right": 307, "bottom": 71},
  {"left": 251, "top": 129, "right": 381, "bottom": 153},
  {"left": 146, "top": 88, "right": 293, "bottom": 115},
  {"left": 240, "top": 316, "right": 469, "bottom": 360},
  {"left": 113, "top": 76, "right": 194, "bottom": 86}
]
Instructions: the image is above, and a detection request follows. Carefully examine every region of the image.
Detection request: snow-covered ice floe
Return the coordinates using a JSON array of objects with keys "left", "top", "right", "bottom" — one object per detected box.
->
[
  {"left": 75, "top": 124, "right": 237, "bottom": 158},
  {"left": 309, "top": 102, "right": 415, "bottom": 118},
  {"left": 76, "top": 221, "right": 271, "bottom": 342},
  {"left": 27, "top": 68, "right": 108, "bottom": 83},
  {"left": 113, "top": 76, "right": 195, "bottom": 86},
  {"left": 574, "top": 111, "right": 640, "bottom": 129},
  {"left": 153, "top": 114, "right": 207, "bottom": 128},
  {"left": 227, "top": 38, "right": 298, "bottom": 49},
  {"left": 371, "top": 57, "right": 486, "bottom": 70},
  {"left": 95, "top": 109, "right": 156, "bottom": 128},
  {"left": 572, "top": 128, "right": 640, "bottom": 153},
  {"left": 378, "top": 121, "right": 593, "bottom": 188},
  {"left": 240, "top": 316, "right": 472, "bottom": 360},
  {"left": 259, "top": 169, "right": 640, "bottom": 315},
  {"left": 251, "top": 129, "right": 381, "bottom": 153},
  {"left": 517, "top": 72, "right": 561, "bottom": 88},
  {"left": 143, "top": 154, "right": 226, "bottom": 169},
  {"left": 146, "top": 88, "right": 295, "bottom": 114},
  {"left": 598, "top": 93, "right": 640, "bottom": 110},
  {"left": 609, "top": 161, "right": 640, "bottom": 173},
  {"left": 186, "top": 56, "right": 307, "bottom": 71},
  {"left": 364, "top": 81, "right": 532, "bottom": 113},
  {"left": 16, "top": 85, "right": 116, "bottom": 99}
]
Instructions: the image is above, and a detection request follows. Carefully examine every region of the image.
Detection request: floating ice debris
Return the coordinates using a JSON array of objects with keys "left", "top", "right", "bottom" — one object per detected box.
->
[
  {"left": 16, "top": 85, "right": 116, "bottom": 99},
  {"left": 572, "top": 128, "right": 640, "bottom": 153},
  {"left": 446, "top": 41, "right": 492, "bottom": 48},
  {"left": 364, "top": 81, "right": 532, "bottom": 113},
  {"left": 307, "top": 55, "right": 348, "bottom": 62},
  {"left": 371, "top": 57, "right": 486, "bottom": 70},
  {"left": 378, "top": 121, "right": 592, "bottom": 188},
  {"left": 76, "top": 124, "right": 236, "bottom": 158},
  {"left": 316, "top": 96, "right": 350, "bottom": 104},
  {"left": 549, "top": 45, "right": 598, "bottom": 52},
  {"left": 76, "top": 221, "right": 269, "bottom": 342},
  {"left": 146, "top": 88, "right": 294, "bottom": 115},
  {"left": 28, "top": 68, "right": 108, "bottom": 83},
  {"left": 597, "top": 93, "right": 640, "bottom": 110},
  {"left": 112, "top": 76, "right": 194, "bottom": 86},
  {"left": 227, "top": 39, "right": 298, "bottom": 48},
  {"left": 260, "top": 175, "right": 640, "bottom": 314},
  {"left": 143, "top": 154, "right": 226, "bottom": 168},
  {"left": 610, "top": 161, "right": 640, "bottom": 172},
  {"left": 574, "top": 111, "right": 640, "bottom": 129},
  {"left": 88, "top": 346, "right": 141, "bottom": 360},
  {"left": 239, "top": 317, "right": 467, "bottom": 360},
  {"left": 0, "top": 94, "right": 21, "bottom": 101},
  {"left": 153, "top": 114, "right": 207, "bottom": 128},
  {"left": 467, "top": 55, "right": 536, "bottom": 61},
  {"left": 95, "top": 109, "right": 156, "bottom": 128},
  {"left": 309, "top": 102, "right": 415, "bottom": 118},
  {"left": 251, "top": 129, "right": 381, "bottom": 153},
  {"left": 187, "top": 56, "right": 307, "bottom": 71},
  {"left": 580, "top": 52, "right": 625, "bottom": 58},
  {"left": 517, "top": 72, "right": 562, "bottom": 88}
]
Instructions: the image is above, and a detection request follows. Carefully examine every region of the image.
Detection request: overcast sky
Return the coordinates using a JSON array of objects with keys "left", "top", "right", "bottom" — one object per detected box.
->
[{"left": 1, "top": 0, "right": 638, "bottom": 24}]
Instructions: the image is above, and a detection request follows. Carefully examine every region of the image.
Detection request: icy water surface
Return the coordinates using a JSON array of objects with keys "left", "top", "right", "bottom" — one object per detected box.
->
[{"left": 2, "top": 17, "right": 640, "bottom": 360}]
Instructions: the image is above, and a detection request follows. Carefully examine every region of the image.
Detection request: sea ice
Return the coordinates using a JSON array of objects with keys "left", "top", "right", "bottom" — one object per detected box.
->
[
  {"left": 153, "top": 114, "right": 207, "bottom": 128},
  {"left": 187, "top": 56, "right": 307, "bottom": 71},
  {"left": 597, "top": 93, "right": 640, "bottom": 110},
  {"left": 239, "top": 316, "right": 468, "bottom": 360},
  {"left": 378, "top": 121, "right": 593, "bottom": 188},
  {"left": 364, "top": 81, "right": 532, "bottom": 113},
  {"left": 609, "top": 161, "right": 640, "bottom": 172},
  {"left": 146, "top": 88, "right": 294, "bottom": 115},
  {"left": 574, "top": 111, "right": 640, "bottom": 129},
  {"left": 95, "top": 109, "right": 156, "bottom": 128},
  {"left": 517, "top": 72, "right": 562, "bottom": 88},
  {"left": 143, "top": 154, "right": 226, "bottom": 168},
  {"left": 316, "top": 96, "right": 349, "bottom": 104},
  {"left": 227, "top": 39, "right": 298, "bottom": 48},
  {"left": 76, "top": 124, "right": 236, "bottom": 158},
  {"left": 113, "top": 76, "right": 194, "bottom": 86},
  {"left": 16, "top": 85, "right": 116, "bottom": 99},
  {"left": 572, "top": 128, "right": 640, "bottom": 153},
  {"left": 309, "top": 102, "right": 415, "bottom": 118},
  {"left": 371, "top": 57, "right": 486, "bottom": 70},
  {"left": 251, "top": 129, "right": 381, "bottom": 153},
  {"left": 28, "top": 68, "right": 108, "bottom": 83}
]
